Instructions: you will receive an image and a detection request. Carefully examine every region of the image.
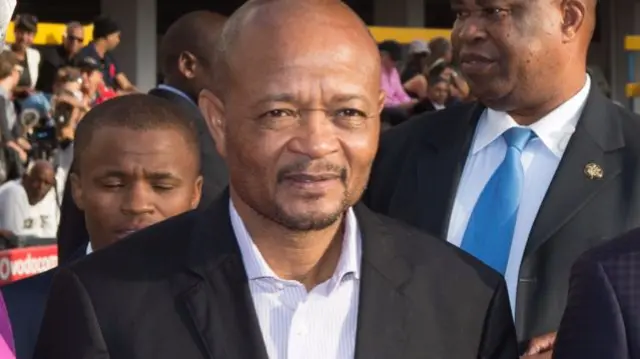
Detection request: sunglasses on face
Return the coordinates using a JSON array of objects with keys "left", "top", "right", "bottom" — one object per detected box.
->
[{"left": 67, "top": 35, "right": 84, "bottom": 43}]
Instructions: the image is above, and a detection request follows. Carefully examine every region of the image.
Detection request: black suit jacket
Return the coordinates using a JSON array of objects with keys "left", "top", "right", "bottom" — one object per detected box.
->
[
  {"left": 3, "top": 245, "right": 86, "bottom": 359},
  {"left": 364, "top": 87, "right": 640, "bottom": 342},
  {"left": 34, "top": 192, "right": 518, "bottom": 359},
  {"left": 553, "top": 227, "right": 640, "bottom": 359},
  {"left": 56, "top": 87, "right": 229, "bottom": 262}
]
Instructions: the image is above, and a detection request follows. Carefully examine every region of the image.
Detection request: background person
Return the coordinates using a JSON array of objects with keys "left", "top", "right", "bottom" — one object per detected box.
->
[
  {"left": 7, "top": 14, "right": 40, "bottom": 98},
  {"left": 3, "top": 94, "right": 203, "bottom": 359},
  {"left": 364, "top": 0, "right": 639, "bottom": 356},
  {"left": 36, "top": 22, "right": 85, "bottom": 94},
  {"left": 0, "top": 160, "right": 58, "bottom": 238},
  {"left": 75, "top": 16, "right": 136, "bottom": 93}
]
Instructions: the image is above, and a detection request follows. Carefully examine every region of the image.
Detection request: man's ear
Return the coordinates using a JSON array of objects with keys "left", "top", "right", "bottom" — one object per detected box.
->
[
  {"left": 70, "top": 173, "right": 84, "bottom": 211},
  {"left": 198, "top": 89, "right": 227, "bottom": 158},
  {"left": 178, "top": 51, "right": 198, "bottom": 79},
  {"left": 561, "top": 0, "right": 586, "bottom": 42},
  {"left": 191, "top": 175, "right": 203, "bottom": 210}
]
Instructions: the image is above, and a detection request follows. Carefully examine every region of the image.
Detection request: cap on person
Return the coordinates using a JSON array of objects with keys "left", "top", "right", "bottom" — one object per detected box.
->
[
  {"left": 75, "top": 56, "right": 101, "bottom": 72},
  {"left": 92, "top": 16, "right": 119, "bottom": 39},
  {"left": 408, "top": 40, "right": 429, "bottom": 55},
  {"left": 378, "top": 40, "right": 402, "bottom": 62},
  {"left": 14, "top": 14, "right": 38, "bottom": 33}
]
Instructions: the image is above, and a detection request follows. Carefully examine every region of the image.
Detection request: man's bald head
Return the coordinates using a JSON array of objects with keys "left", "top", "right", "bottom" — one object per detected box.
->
[
  {"left": 210, "top": 0, "right": 378, "bottom": 98},
  {"left": 160, "top": 11, "right": 227, "bottom": 96},
  {"left": 23, "top": 160, "right": 55, "bottom": 205},
  {"left": 29, "top": 160, "right": 54, "bottom": 177}
]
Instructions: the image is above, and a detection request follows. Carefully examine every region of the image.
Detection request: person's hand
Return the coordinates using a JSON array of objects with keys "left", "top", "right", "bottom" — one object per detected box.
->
[
  {"left": 16, "top": 136, "right": 31, "bottom": 150},
  {"left": 522, "top": 332, "right": 556, "bottom": 356},
  {"left": 7, "top": 141, "right": 27, "bottom": 162},
  {"left": 58, "top": 123, "right": 75, "bottom": 141}
]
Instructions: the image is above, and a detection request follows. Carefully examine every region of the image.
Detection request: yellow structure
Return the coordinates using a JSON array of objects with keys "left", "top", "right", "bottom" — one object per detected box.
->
[
  {"left": 4, "top": 21, "right": 94, "bottom": 46},
  {"left": 369, "top": 27, "right": 451, "bottom": 43},
  {"left": 3, "top": 21, "right": 449, "bottom": 46}
]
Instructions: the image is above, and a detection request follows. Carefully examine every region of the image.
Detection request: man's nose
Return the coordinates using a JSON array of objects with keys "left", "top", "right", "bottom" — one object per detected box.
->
[
  {"left": 121, "top": 184, "right": 154, "bottom": 215},
  {"left": 457, "top": 17, "right": 487, "bottom": 43},
  {"left": 288, "top": 110, "right": 341, "bottom": 159}
]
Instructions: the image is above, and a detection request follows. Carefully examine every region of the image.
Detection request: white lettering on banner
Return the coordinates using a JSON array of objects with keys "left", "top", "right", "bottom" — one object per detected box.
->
[{"left": 0, "top": 254, "right": 58, "bottom": 281}]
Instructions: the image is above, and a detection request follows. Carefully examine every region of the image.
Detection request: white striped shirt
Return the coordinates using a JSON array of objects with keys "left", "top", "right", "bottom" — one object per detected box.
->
[{"left": 230, "top": 201, "right": 361, "bottom": 359}]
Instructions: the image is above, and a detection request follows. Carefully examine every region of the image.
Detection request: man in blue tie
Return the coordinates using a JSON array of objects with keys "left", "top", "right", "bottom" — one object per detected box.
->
[{"left": 364, "top": 0, "right": 640, "bottom": 357}]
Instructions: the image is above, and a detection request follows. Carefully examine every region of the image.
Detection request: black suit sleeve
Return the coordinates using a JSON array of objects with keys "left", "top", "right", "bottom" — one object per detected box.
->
[
  {"left": 33, "top": 268, "right": 109, "bottom": 359},
  {"left": 553, "top": 256, "right": 628, "bottom": 359},
  {"left": 478, "top": 279, "right": 519, "bottom": 359}
]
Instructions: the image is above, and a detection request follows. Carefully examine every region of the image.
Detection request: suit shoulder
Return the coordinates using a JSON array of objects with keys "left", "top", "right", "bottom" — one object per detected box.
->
[
  {"left": 374, "top": 213, "right": 504, "bottom": 288},
  {"left": 576, "top": 227, "right": 640, "bottom": 268},
  {"left": 69, "top": 210, "right": 200, "bottom": 279},
  {"left": 3, "top": 268, "right": 56, "bottom": 306},
  {"left": 380, "top": 104, "right": 473, "bottom": 148}
]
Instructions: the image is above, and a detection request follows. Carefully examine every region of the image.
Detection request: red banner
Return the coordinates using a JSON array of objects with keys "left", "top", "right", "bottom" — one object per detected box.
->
[{"left": 0, "top": 245, "right": 58, "bottom": 285}]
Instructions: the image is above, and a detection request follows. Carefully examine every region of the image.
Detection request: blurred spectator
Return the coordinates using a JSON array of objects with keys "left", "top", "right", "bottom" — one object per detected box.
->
[
  {"left": 75, "top": 16, "right": 137, "bottom": 93},
  {"left": 75, "top": 56, "right": 115, "bottom": 105},
  {"left": 401, "top": 40, "right": 429, "bottom": 99},
  {"left": 425, "top": 37, "right": 470, "bottom": 101},
  {"left": 379, "top": 40, "right": 414, "bottom": 108},
  {"left": 0, "top": 160, "right": 58, "bottom": 238},
  {"left": 379, "top": 40, "right": 416, "bottom": 127},
  {"left": 412, "top": 76, "right": 450, "bottom": 115},
  {"left": 7, "top": 14, "right": 40, "bottom": 98},
  {"left": 0, "top": 51, "right": 29, "bottom": 172},
  {"left": 35, "top": 22, "right": 85, "bottom": 94}
]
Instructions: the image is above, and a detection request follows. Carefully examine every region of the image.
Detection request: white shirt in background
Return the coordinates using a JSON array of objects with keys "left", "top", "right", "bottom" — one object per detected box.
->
[{"left": 0, "top": 180, "right": 60, "bottom": 238}]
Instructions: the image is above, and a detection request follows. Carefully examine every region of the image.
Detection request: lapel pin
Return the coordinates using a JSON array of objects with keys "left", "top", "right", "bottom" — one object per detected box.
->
[{"left": 584, "top": 162, "right": 604, "bottom": 180}]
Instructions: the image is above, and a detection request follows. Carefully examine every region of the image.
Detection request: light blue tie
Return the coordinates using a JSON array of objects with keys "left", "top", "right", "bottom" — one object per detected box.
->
[{"left": 460, "top": 127, "right": 533, "bottom": 275}]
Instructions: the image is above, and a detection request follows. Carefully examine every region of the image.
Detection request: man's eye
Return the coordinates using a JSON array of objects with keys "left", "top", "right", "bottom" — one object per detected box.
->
[
  {"left": 454, "top": 10, "right": 470, "bottom": 19},
  {"left": 262, "top": 109, "right": 297, "bottom": 118},
  {"left": 483, "top": 8, "right": 509, "bottom": 17},
  {"left": 102, "top": 182, "right": 123, "bottom": 189},
  {"left": 336, "top": 108, "right": 366, "bottom": 118},
  {"left": 153, "top": 184, "right": 175, "bottom": 191}
]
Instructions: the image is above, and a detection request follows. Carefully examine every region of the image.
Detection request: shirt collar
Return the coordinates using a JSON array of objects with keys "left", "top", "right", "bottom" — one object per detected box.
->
[
  {"left": 86, "top": 242, "right": 92, "bottom": 255},
  {"left": 472, "top": 75, "right": 591, "bottom": 158},
  {"left": 157, "top": 84, "right": 196, "bottom": 106},
  {"left": 230, "top": 200, "right": 361, "bottom": 283}
]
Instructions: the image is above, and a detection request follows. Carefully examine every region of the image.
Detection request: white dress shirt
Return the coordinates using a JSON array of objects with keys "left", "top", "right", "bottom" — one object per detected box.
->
[
  {"left": 230, "top": 201, "right": 361, "bottom": 359},
  {"left": 446, "top": 76, "right": 591, "bottom": 313}
]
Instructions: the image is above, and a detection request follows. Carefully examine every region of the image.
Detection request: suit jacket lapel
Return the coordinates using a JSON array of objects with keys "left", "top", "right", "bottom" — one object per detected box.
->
[
  {"left": 171, "top": 192, "right": 269, "bottom": 359},
  {"left": 525, "top": 89, "right": 625, "bottom": 256},
  {"left": 354, "top": 204, "right": 411, "bottom": 358},
  {"left": 411, "top": 104, "right": 484, "bottom": 238}
]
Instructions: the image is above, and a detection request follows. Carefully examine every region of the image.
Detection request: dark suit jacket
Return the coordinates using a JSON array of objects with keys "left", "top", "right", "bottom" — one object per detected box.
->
[
  {"left": 33, "top": 192, "right": 518, "bottom": 359},
  {"left": 553, "top": 227, "right": 640, "bottom": 359},
  {"left": 364, "top": 87, "right": 640, "bottom": 342},
  {"left": 56, "top": 87, "right": 229, "bottom": 263},
  {"left": 3, "top": 245, "right": 86, "bottom": 359}
]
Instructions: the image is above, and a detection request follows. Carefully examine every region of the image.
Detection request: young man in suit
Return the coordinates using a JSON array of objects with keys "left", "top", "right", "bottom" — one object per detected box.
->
[
  {"left": 364, "top": 0, "right": 640, "bottom": 356},
  {"left": 553, "top": 227, "right": 640, "bottom": 359},
  {"left": 3, "top": 94, "right": 202, "bottom": 359},
  {"left": 33, "top": 1, "right": 518, "bottom": 358},
  {"left": 56, "top": 11, "right": 230, "bottom": 266}
]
